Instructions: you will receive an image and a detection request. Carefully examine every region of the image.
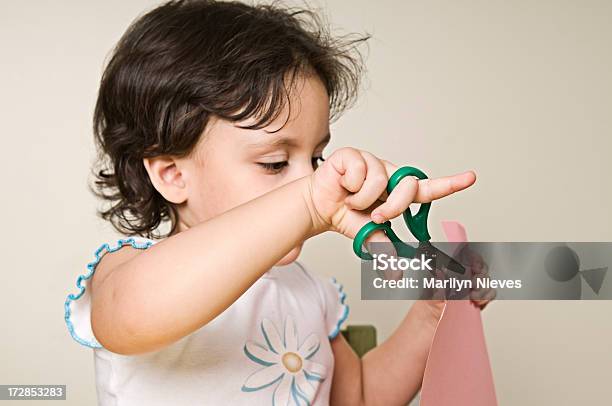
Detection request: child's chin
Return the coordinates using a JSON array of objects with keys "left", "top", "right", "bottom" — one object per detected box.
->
[{"left": 275, "top": 245, "right": 303, "bottom": 266}]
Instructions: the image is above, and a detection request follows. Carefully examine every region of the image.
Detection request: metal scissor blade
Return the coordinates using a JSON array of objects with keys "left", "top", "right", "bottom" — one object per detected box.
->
[{"left": 418, "top": 242, "right": 466, "bottom": 275}]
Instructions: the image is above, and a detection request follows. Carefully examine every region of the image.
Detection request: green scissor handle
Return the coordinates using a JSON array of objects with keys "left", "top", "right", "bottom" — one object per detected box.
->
[{"left": 353, "top": 166, "right": 431, "bottom": 260}]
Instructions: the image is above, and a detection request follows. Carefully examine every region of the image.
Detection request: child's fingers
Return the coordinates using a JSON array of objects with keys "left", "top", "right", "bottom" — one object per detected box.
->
[
  {"left": 458, "top": 244, "right": 487, "bottom": 275},
  {"left": 344, "top": 151, "right": 389, "bottom": 210},
  {"left": 370, "top": 176, "right": 419, "bottom": 224},
  {"left": 380, "top": 159, "right": 400, "bottom": 182},
  {"left": 413, "top": 171, "right": 476, "bottom": 203},
  {"left": 471, "top": 289, "right": 496, "bottom": 309},
  {"left": 334, "top": 147, "right": 368, "bottom": 193},
  {"left": 379, "top": 161, "right": 476, "bottom": 204},
  {"left": 470, "top": 260, "right": 496, "bottom": 307},
  {"left": 469, "top": 253, "right": 486, "bottom": 275}
]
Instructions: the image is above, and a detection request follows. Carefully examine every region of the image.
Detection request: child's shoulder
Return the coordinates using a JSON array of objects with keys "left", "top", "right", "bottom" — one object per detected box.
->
[
  {"left": 90, "top": 237, "right": 157, "bottom": 290},
  {"left": 64, "top": 236, "right": 157, "bottom": 349}
]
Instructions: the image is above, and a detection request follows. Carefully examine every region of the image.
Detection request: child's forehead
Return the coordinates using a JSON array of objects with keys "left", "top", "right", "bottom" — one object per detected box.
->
[{"left": 244, "top": 131, "right": 331, "bottom": 149}]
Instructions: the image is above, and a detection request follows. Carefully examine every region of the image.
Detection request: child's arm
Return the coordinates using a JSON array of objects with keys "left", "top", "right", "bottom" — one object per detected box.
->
[
  {"left": 91, "top": 174, "right": 323, "bottom": 355},
  {"left": 329, "top": 301, "right": 441, "bottom": 406},
  {"left": 330, "top": 263, "right": 493, "bottom": 405}
]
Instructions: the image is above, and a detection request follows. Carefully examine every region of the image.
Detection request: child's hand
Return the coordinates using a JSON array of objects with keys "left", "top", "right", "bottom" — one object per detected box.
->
[
  {"left": 305, "top": 147, "right": 477, "bottom": 244},
  {"left": 421, "top": 244, "right": 496, "bottom": 322}
]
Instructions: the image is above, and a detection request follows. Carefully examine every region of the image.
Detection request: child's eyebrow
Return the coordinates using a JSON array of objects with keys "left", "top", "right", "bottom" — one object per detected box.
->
[{"left": 248, "top": 132, "right": 331, "bottom": 148}]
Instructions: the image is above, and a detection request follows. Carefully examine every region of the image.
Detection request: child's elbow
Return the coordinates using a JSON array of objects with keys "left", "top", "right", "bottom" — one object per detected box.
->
[
  {"left": 90, "top": 288, "right": 154, "bottom": 355},
  {"left": 91, "top": 305, "right": 132, "bottom": 355},
  {"left": 91, "top": 309, "right": 158, "bottom": 355}
]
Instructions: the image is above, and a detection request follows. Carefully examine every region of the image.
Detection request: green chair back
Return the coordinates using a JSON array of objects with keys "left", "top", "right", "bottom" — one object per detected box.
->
[{"left": 341, "top": 325, "right": 377, "bottom": 357}]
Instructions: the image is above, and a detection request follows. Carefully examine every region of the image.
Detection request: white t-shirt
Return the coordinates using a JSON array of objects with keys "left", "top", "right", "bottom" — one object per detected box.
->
[{"left": 64, "top": 236, "right": 349, "bottom": 406}]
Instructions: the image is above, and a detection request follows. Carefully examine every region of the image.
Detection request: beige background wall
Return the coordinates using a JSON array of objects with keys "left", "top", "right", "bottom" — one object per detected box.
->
[{"left": 1, "top": 0, "right": 610, "bottom": 405}]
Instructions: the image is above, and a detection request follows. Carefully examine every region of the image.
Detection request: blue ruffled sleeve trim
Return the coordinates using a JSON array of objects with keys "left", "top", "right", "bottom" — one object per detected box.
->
[
  {"left": 64, "top": 237, "right": 156, "bottom": 349},
  {"left": 328, "top": 277, "right": 349, "bottom": 340}
]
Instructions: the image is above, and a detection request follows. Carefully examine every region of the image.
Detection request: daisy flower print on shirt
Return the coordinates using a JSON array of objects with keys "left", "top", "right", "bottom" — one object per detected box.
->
[{"left": 241, "top": 315, "right": 327, "bottom": 405}]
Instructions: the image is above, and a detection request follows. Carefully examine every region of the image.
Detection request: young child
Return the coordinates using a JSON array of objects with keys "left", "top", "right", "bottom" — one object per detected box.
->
[{"left": 64, "top": 1, "right": 489, "bottom": 405}]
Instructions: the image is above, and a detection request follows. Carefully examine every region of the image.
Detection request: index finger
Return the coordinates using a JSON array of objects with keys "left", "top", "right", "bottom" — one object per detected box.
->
[{"left": 413, "top": 171, "right": 476, "bottom": 203}]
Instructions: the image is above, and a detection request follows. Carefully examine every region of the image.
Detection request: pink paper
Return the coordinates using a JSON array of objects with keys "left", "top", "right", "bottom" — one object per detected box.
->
[{"left": 419, "top": 221, "right": 497, "bottom": 406}]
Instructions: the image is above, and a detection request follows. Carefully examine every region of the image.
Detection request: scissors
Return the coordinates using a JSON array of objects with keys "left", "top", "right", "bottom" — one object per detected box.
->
[{"left": 352, "top": 166, "right": 466, "bottom": 275}]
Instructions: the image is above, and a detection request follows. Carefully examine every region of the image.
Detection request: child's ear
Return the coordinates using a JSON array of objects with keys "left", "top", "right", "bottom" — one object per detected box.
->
[{"left": 143, "top": 156, "right": 188, "bottom": 204}]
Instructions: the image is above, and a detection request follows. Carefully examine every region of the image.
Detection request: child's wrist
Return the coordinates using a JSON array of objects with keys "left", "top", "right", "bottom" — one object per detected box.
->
[{"left": 300, "top": 175, "right": 331, "bottom": 236}]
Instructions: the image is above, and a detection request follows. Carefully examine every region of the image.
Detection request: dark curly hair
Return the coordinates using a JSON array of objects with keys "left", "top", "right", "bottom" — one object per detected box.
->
[{"left": 91, "top": 0, "right": 370, "bottom": 239}]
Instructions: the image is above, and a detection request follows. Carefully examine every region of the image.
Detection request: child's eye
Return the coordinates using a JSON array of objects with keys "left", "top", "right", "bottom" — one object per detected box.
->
[
  {"left": 312, "top": 156, "right": 325, "bottom": 169},
  {"left": 258, "top": 161, "right": 288, "bottom": 173}
]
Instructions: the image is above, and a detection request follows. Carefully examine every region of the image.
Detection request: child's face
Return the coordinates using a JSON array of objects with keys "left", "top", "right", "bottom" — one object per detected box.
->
[{"left": 171, "top": 73, "right": 330, "bottom": 265}]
